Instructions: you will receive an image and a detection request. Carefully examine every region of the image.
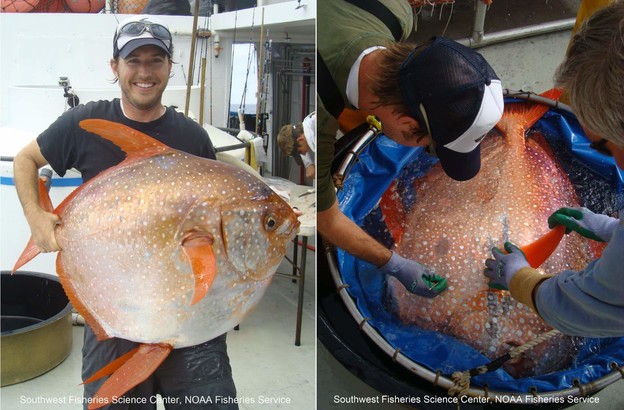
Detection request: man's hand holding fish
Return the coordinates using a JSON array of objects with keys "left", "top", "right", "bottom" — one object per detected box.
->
[{"left": 484, "top": 242, "right": 530, "bottom": 291}]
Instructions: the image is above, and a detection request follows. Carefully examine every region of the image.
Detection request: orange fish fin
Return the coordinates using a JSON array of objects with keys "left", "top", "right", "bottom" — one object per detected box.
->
[
  {"left": 38, "top": 176, "right": 54, "bottom": 212},
  {"left": 181, "top": 233, "right": 217, "bottom": 305},
  {"left": 82, "top": 346, "right": 141, "bottom": 384},
  {"left": 520, "top": 225, "right": 566, "bottom": 268},
  {"left": 12, "top": 238, "right": 41, "bottom": 272},
  {"left": 12, "top": 177, "right": 56, "bottom": 272},
  {"left": 87, "top": 344, "right": 172, "bottom": 410},
  {"left": 540, "top": 88, "right": 563, "bottom": 101},
  {"left": 79, "top": 119, "right": 172, "bottom": 161},
  {"left": 522, "top": 88, "right": 564, "bottom": 129},
  {"left": 501, "top": 88, "right": 565, "bottom": 134},
  {"left": 379, "top": 180, "right": 407, "bottom": 245},
  {"left": 56, "top": 255, "right": 110, "bottom": 341}
]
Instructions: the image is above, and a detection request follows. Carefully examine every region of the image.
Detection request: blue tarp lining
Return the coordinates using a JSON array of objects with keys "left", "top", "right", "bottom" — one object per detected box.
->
[{"left": 336, "top": 105, "right": 624, "bottom": 393}]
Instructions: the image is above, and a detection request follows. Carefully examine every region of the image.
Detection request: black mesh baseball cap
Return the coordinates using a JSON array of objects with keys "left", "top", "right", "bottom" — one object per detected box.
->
[{"left": 399, "top": 36, "right": 504, "bottom": 181}]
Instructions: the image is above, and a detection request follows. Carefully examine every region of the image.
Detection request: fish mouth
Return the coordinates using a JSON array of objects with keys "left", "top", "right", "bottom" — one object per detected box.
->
[{"left": 287, "top": 218, "right": 301, "bottom": 237}]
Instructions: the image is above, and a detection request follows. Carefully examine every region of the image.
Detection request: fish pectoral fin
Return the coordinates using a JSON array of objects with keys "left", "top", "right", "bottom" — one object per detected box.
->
[
  {"left": 181, "top": 232, "right": 217, "bottom": 305},
  {"left": 86, "top": 344, "right": 172, "bottom": 410}
]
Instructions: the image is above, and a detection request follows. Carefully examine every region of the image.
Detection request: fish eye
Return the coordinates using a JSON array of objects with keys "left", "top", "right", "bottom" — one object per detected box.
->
[{"left": 264, "top": 214, "right": 278, "bottom": 232}]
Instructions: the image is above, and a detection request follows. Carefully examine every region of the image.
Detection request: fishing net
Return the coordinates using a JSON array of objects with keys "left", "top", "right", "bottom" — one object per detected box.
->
[
  {"left": 33, "top": 0, "right": 67, "bottom": 12},
  {"left": 332, "top": 98, "right": 624, "bottom": 398},
  {"left": 114, "top": 0, "right": 148, "bottom": 14},
  {"left": 63, "top": 0, "right": 105, "bottom": 13},
  {"left": 3, "top": 0, "right": 106, "bottom": 12},
  {"left": 1, "top": 0, "right": 41, "bottom": 12}
]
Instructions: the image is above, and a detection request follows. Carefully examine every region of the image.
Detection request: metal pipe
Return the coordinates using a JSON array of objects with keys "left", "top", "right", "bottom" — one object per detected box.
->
[
  {"left": 256, "top": 8, "right": 265, "bottom": 134},
  {"left": 461, "top": 18, "right": 575, "bottom": 49},
  {"left": 470, "top": 0, "right": 488, "bottom": 44},
  {"left": 504, "top": 89, "right": 574, "bottom": 114},
  {"left": 215, "top": 142, "right": 250, "bottom": 153},
  {"left": 274, "top": 69, "right": 315, "bottom": 77},
  {"left": 185, "top": 0, "right": 202, "bottom": 117},
  {"left": 199, "top": 57, "right": 207, "bottom": 125}
]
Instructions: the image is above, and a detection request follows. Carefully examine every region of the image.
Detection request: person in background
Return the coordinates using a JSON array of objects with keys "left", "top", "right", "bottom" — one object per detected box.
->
[
  {"left": 277, "top": 111, "right": 316, "bottom": 179},
  {"left": 317, "top": 0, "right": 504, "bottom": 297},
  {"left": 485, "top": 1, "right": 624, "bottom": 337},
  {"left": 13, "top": 15, "right": 238, "bottom": 409}
]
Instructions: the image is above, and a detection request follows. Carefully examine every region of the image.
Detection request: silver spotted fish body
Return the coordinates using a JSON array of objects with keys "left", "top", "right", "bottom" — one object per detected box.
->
[
  {"left": 385, "top": 109, "right": 599, "bottom": 376},
  {"left": 55, "top": 151, "right": 299, "bottom": 347}
]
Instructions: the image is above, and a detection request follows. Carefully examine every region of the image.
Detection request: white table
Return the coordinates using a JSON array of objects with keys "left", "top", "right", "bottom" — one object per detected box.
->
[{"left": 265, "top": 179, "right": 315, "bottom": 346}]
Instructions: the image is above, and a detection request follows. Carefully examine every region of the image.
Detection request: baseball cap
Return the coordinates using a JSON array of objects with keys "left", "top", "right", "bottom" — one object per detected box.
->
[
  {"left": 113, "top": 15, "right": 173, "bottom": 59},
  {"left": 302, "top": 112, "right": 316, "bottom": 153},
  {"left": 399, "top": 36, "right": 504, "bottom": 181}
]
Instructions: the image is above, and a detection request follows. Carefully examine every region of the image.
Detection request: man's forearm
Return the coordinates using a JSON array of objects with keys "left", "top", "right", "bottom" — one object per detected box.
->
[
  {"left": 13, "top": 140, "right": 61, "bottom": 252},
  {"left": 14, "top": 144, "right": 46, "bottom": 218},
  {"left": 317, "top": 200, "right": 392, "bottom": 267}
]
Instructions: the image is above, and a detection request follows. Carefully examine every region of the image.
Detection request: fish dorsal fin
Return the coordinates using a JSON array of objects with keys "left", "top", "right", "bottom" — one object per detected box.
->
[
  {"left": 79, "top": 119, "right": 172, "bottom": 162},
  {"left": 497, "top": 88, "right": 564, "bottom": 142},
  {"left": 522, "top": 88, "right": 563, "bottom": 129}
]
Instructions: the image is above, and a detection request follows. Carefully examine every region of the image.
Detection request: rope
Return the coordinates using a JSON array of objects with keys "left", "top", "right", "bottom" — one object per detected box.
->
[
  {"left": 611, "top": 361, "right": 624, "bottom": 378},
  {"left": 447, "top": 328, "right": 561, "bottom": 397},
  {"left": 333, "top": 174, "right": 345, "bottom": 190}
]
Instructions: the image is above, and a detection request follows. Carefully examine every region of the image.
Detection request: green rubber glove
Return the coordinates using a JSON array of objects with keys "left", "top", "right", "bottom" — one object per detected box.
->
[
  {"left": 547, "top": 207, "right": 619, "bottom": 242},
  {"left": 380, "top": 252, "right": 447, "bottom": 298}
]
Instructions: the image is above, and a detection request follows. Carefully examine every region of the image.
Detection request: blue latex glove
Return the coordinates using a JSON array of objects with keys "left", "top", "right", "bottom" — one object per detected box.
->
[
  {"left": 484, "top": 242, "right": 530, "bottom": 290},
  {"left": 548, "top": 207, "right": 619, "bottom": 242},
  {"left": 379, "top": 252, "right": 447, "bottom": 298}
]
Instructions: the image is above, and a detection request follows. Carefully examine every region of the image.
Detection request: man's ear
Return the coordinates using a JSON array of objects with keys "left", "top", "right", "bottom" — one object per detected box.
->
[
  {"left": 398, "top": 114, "right": 420, "bottom": 129},
  {"left": 398, "top": 114, "right": 425, "bottom": 137},
  {"left": 110, "top": 58, "right": 118, "bottom": 78}
]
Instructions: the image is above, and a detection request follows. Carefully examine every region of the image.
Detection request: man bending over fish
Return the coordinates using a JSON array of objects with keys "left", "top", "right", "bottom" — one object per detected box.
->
[
  {"left": 13, "top": 16, "right": 238, "bottom": 409},
  {"left": 485, "top": 1, "right": 624, "bottom": 337},
  {"left": 317, "top": 0, "right": 504, "bottom": 297}
]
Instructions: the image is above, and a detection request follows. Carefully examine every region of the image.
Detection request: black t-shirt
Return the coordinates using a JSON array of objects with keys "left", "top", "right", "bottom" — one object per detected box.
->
[{"left": 37, "top": 99, "right": 216, "bottom": 182}]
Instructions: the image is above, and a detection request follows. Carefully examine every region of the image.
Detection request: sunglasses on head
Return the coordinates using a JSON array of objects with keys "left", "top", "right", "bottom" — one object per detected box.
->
[
  {"left": 117, "top": 21, "right": 172, "bottom": 42},
  {"left": 589, "top": 138, "right": 613, "bottom": 157}
]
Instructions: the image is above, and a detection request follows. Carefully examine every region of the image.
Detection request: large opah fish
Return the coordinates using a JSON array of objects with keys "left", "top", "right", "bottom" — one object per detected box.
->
[
  {"left": 382, "top": 92, "right": 601, "bottom": 377},
  {"left": 13, "top": 120, "right": 300, "bottom": 409}
]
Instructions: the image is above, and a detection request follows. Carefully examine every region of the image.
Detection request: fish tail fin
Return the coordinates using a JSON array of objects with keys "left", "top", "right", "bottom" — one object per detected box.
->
[
  {"left": 12, "top": 177, "right": 55, "bottom": 272},
  {"left": 86, "top": 344, "right": 172, "bottom": 410}
]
